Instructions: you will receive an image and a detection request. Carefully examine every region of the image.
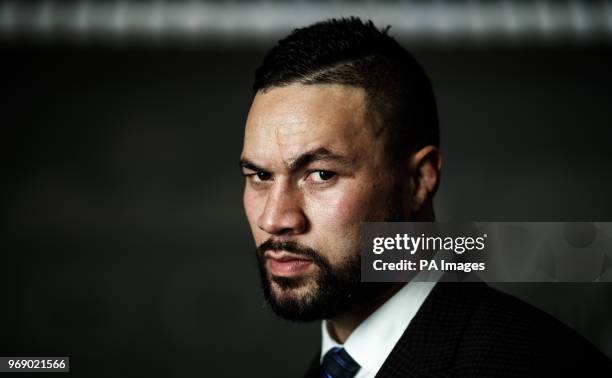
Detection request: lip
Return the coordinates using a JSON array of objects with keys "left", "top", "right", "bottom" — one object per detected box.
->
[{"left": 265, "top": 251, "right": 314, "bottom": 277}]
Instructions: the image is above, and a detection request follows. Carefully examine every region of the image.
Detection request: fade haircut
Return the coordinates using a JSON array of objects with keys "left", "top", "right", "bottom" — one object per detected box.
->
[{"left": 253, "top": 17, "right": 439, "bottom": 163}]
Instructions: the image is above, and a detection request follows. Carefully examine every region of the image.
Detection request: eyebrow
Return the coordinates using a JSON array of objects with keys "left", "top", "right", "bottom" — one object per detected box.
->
[
  {"left": 239, "top": 147, "right": 354, "bottom": 173},
  {"left": 239, "top": 159, "right": 265, "bottom": 173}
]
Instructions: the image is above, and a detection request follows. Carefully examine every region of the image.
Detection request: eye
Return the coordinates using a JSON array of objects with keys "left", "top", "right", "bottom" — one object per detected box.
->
[
  {"left": 253, "top": 171, "right": 272, "bottom": 182},
  {"left": 243, "top": 170, "right": 272, "bottom": 183},
  {"left": 309, "top": 170, "right": 337, "bottom": 183}
]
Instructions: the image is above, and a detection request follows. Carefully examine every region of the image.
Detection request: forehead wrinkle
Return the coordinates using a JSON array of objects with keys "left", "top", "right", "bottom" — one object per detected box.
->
[
  {"left": 269, "top": 113, "right": 371, "bottom": 173},
  {"left": 273, "top": 120, "right": 309, "bottom": 149},
  {"left": 244, "top": 84, "right": 375, "bottom": 172}
]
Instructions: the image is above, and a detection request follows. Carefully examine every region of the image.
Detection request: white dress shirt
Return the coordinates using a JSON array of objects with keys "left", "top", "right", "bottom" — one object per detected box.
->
[{"left": 320, "top": 275, "right": 440, "bottom": 378}]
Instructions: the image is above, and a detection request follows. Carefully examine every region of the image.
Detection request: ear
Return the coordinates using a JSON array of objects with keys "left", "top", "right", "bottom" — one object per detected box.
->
[{"left": 408, "top": 145, "right": 443, "bottom": 213}]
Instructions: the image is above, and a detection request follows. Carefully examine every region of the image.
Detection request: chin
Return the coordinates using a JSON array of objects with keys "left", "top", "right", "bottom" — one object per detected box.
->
[
  {"left": 270, "top": 276, "right": 317, "bottom": 300},
  {"left": 266, "top": 279, "right": 328, "bottom": 322}
]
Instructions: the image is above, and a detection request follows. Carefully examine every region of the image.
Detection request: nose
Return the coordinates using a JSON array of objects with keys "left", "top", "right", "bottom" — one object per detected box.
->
[{"left": 258, "top": 181, "right": 307, "bottom": 236}]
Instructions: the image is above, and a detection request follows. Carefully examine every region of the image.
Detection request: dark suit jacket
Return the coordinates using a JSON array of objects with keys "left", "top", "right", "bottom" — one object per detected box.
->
[{"left": 304, "top": 282, "right": 612, "bottom": 377}]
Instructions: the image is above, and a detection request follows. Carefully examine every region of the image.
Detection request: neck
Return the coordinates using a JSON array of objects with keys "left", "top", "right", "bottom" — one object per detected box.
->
[
  {"left": 326, "top": 209, "right": 436, "bottom": 343},
  {"left": 326, "top": 282, "right": 405, "bottom": 344}
]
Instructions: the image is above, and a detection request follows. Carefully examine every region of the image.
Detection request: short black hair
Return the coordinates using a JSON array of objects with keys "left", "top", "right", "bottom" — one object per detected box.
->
[{"left": 253, "top": 17, "right": 439, "bottom": 161}]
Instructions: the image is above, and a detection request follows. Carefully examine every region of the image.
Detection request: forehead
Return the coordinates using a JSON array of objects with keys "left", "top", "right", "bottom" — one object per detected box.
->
[{"left": 243, "top": 84, "right": 371, "bottom": 162}]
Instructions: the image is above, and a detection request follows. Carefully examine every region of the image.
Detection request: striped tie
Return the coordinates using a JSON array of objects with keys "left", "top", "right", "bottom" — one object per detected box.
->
[{"left": 320, "top": 347, "right": 361, "bottom": 378}]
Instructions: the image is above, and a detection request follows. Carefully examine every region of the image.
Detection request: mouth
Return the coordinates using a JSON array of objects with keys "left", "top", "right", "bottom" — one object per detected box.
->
[{"left": 264, "top": 250, "right": 314, "bottom": 277}]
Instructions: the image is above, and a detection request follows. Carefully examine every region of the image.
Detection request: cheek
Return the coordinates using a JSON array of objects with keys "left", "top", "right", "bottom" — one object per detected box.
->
[
  {"left": 304, "top": 185, "right": 375, "bottom": 263},
  {"left": 306, "top": 183, "right": 374, "bottom": 230},
  {"left": 243, "top": 188, "right": 265, "bottom": 237}
]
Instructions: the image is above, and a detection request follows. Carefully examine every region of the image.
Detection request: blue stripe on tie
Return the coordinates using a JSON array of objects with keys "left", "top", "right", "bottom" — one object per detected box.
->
[
  {"left": 320, "top": 347, "right": 360, "bottom": 378},
  {"left": 332, "top": 353, "right": 351, "bottom": 370},
  {"left": 321, "top": 367, "right": 334, "bottom": 378}
]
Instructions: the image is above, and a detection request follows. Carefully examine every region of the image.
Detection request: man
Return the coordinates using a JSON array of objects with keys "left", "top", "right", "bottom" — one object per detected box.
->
[{"left": 240, "top": 17, "right": 612, "bottom": 377}]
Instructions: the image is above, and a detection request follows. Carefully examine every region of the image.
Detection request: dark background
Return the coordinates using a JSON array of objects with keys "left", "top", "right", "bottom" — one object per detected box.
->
[{"left": 2, "top": 27, "right": 612, "bottom": 378}]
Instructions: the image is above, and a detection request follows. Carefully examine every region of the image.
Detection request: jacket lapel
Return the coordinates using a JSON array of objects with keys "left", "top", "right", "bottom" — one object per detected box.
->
[
  {"left": 303, "top": 348, "right": 321, "bottom": 378},
  {"left": 374, "top": 282, "right": 487, "bottom": 377}
]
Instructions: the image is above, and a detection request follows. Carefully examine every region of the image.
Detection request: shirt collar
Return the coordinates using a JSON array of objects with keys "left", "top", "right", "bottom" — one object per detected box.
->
[{"left": 320, "top": 277, "right": 439, "bottom": 376}]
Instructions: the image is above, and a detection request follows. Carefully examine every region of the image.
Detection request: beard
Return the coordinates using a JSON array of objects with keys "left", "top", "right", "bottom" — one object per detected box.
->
[
  {"left": 256, "top": 238, "right": 392, "bottom": 321},
  {"left": 255, "top": 176, "right": 405, "bottom": 322}
]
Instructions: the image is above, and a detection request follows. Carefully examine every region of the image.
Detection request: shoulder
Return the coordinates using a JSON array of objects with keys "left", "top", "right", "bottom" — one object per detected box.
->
[{"left": 453, "top": 283, "right": 612, "bottom": 376}]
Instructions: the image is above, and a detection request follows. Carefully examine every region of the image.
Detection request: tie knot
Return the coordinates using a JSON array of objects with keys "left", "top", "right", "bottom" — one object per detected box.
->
[{"left": 321, "top": 347, "right": 361, "bottom": 378}]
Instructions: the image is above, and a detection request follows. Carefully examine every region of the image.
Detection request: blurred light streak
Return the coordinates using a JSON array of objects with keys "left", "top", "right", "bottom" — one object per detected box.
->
[{"left": 0, "top": 0, "right": 611, "bottom": 46}]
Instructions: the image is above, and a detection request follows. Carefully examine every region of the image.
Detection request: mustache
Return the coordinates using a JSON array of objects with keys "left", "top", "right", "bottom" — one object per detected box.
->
[{"left": 257, "top": 239, "right": 330, "bottom": 269}]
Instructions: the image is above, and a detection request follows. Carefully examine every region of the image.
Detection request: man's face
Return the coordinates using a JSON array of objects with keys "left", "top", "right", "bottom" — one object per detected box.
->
[{"left": 241, "top": 84, "right": 403, "bottom": 320}]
